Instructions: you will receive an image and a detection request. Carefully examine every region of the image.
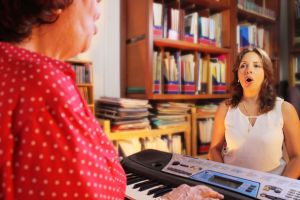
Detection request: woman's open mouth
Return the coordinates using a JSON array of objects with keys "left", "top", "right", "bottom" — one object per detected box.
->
[{"left": 246, "top": 77, "right": 253, "bottom": 83}]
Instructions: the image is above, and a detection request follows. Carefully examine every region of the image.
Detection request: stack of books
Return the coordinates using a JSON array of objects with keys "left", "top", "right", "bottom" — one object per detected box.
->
[
  {"left": 95, "top": 97, "right": 151, "bottom": 132},
  {"left": 151, "top": 102, "right": 193, "bottom": 129}
]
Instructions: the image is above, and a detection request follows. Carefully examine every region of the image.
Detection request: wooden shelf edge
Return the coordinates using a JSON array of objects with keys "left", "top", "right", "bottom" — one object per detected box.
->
[
  {"left": 107, "top": 125, "right": 189, "bottom": 140},
  {"left": 154, "top": 39, "right": 230, "bottom": 54},
  {"left": 66, "top": 58, "right": 92, "bottom": 64},
  {"left": 149, "top": 93, "right": 230, "bottom": 100},
  {"left": 237, "top": 8, "right": 276, "bottom": 24},
  {"left": 77, "top": 83, "right": 93, "bottom": 87}
]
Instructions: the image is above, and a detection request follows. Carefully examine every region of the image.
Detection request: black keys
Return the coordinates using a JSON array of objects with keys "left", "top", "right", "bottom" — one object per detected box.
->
[
  {"left": 125, "top": 171, "right": 174, "bottom": 198},
  {"left": 126, "top": 174, "right": 136, "bottom": 179},
  {"left": 132, "top": 180, "right": 160, "bottom": 191},
  {"left": 127, "top": 176, "right": 147, "bottom": 185},
  {"left": 138, "top": 181, "right": 160, "bottom": 191},
  {"left": 148, "top": 185, "right": 172, "bottom": 196},
  {"left": 133, "top": 180, "right": 153, "bottom": 189},
  {"left": 153, "top": 187, "right": 173, "bottom": 198}
]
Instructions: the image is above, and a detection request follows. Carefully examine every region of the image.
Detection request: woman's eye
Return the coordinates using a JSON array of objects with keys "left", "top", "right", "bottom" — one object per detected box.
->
[
  {"left": 239, "top": 63, "right": 246, "bottom": 68},
  {"left": 254, "top": 64, "right": 261, "bottom": 68}
]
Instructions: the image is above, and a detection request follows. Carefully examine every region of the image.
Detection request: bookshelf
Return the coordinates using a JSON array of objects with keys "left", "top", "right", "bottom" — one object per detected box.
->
[
  {"left": 235, "top": 0, "right": 281, "bottom": 84},
  {"left": 121, "top": 0, "right": 281, "bottom": 156},
  {"left": 66, "top": 59, "right": 95, "bottom": 114},
  {"left": 122, "top": 0, "right": 281, "bottom": 96},
  {"left": 123, "top": 0, "right": 234, "bottom": 100},
  {"left": 99, "top": 116, "right": 191, "bottom": 156},
  {"left": 289, "top": 0, "right": 300, "bottom": 87}
]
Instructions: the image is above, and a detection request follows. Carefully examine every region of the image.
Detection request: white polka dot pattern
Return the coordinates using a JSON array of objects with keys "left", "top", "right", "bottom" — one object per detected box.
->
[{"left": 0, "top": 42, "right": 126, "bottom": 199}]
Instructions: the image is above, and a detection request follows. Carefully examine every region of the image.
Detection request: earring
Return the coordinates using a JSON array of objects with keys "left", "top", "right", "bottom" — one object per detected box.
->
[{"left": 238, "top": 80, "right": 240, "bottom": 83}]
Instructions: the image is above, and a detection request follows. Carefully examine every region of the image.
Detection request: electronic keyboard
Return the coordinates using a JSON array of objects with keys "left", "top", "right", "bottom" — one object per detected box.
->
[{"left": 122, "top": 149, "right": 300, "bottom": 200}]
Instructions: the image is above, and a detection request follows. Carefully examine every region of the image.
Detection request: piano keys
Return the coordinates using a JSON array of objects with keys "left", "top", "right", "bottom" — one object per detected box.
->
[
  {"left": 125, "top": 170, "right": 174, "bottom": 200},
  {"left": 122, "top": 149, "right": 300, "bottom": 200}
]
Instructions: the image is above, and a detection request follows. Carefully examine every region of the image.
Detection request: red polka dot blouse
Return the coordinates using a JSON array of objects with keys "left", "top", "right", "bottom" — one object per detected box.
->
[{"left": 0, "top": 42, "right": 126, "bottom": 200}]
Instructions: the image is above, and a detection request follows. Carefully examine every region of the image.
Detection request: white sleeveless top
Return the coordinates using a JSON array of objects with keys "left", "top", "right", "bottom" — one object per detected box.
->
[{"left": 223, "top": 97, "right": 286, "bottom": 175}]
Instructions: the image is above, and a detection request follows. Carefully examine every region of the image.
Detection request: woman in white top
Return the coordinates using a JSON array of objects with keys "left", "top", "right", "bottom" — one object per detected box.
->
[{"left": 208, "top": 47, "right": 300, "bottom": 179}]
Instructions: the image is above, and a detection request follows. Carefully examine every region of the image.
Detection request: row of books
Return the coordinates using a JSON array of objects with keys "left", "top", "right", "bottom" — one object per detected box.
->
[
  {"left": 118, "top": 135, "right": 184, "bottom": 157},
  {"left": 71, "top": 63, "right": 93, "bottom": 84},
  {"left": 292, "top": 56, "right": 300, "bottom": 85},
  {"left": 237, "top": 0, "right": 276, "bottom": 20},
  {"left": 196, "top": 104, "right": 217, "bottom": 155},
  {"left": 237, "top": 22, "right": 270, "bottom": 54},
  {"left": 153, "top": 3, "right": 181, "bottom": 40},
  {"left": 293, "top": 56, "right": 300, "bottom": 74},
  {"left": 185, "top": 13, "right": 222, "bottom": 47},
  {"left": 153, "top": 3, "right": 222, "bottom": 46},
  {"left": 153, "top": 51, "right": 227, "bottom": 94},
  {"left": 198, "top": 118, "right": 214, "bottom": 144}
]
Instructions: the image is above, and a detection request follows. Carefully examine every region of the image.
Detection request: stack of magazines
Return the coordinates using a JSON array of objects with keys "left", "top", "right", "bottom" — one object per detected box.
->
[
  {"left": 95, "top": 97, "right": 151, "bottom": 132},
  {"left": 151, "top": 102, "right": 193, "bottom": 129}
]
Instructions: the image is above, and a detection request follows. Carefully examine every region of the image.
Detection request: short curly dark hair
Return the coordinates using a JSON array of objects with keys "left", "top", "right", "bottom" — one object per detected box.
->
[
  {"left": 0, "top": 0, "right": 73, "bottom": 43},
  {"left": 226, "top": 47, "right": 277, "bottom": 114}
]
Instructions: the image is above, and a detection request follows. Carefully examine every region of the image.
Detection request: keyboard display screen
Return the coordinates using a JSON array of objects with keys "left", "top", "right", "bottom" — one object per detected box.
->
[{"left": 209, "top": 175, "right": 243, "bottom": 189}]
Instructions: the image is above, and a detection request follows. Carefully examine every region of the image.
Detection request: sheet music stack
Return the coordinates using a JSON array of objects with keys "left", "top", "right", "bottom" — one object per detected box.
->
[
  {"left": 95, "top": 97, "right": 151, "bottom": 132},
  {"left": 151, "top": 102, "right": 193, "bottom": 129}
]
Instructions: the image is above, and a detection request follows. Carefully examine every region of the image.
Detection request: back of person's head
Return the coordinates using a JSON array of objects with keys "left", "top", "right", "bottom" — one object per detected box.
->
[
  {"left": 0, "top": 0, "right": 73, "bottom": 43},
  {"left": 228, "top": 47, "right": 277, "bottom": 113}
]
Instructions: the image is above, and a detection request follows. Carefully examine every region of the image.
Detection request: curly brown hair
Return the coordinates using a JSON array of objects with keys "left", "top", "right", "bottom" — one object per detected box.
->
[
  {"left": 0, "top": 0, "right": 73, "bottom": 43},
  {"left": 226, "top": 47, "right": 277, "bottom": 114}
]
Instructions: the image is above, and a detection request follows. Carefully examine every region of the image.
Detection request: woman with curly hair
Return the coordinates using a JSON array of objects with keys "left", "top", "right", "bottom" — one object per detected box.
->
[
  {"left": 209, "top": 48, "right": 300, "bottom": 179},
  {"left": 0, "top": 0, "right": 224, "bottom": 199}
]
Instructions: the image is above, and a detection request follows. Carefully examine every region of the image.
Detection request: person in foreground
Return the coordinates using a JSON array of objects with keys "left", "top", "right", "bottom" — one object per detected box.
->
[
  {"left": 0, "top": 0, "right": 223, "bottom": 199},
  {"left": 208, "top": 47, "right": 300, "bottom": 179}
]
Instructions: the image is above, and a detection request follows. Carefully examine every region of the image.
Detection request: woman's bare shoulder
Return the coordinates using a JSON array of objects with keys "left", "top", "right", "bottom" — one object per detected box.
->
[
  {"left": 282, "top": 101, "right": 298, "bottom": 118},
  {"left": 216, "top": 100, "right": 230, "bottom": 117}
]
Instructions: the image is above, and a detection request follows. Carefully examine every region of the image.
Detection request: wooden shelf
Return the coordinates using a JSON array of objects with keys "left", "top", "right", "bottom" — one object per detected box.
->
[
  {"left": 148, "top": 93, "right": 230, "bottom": 100},
  {"left": 66, "top": 58, "right": 92, "bottom": 65},
  {"left": 99, "top": 118, "right": 192, "bottom": 156},
  {"left": 77, "top": 83, "right": 93, "bottom": 87},
  {"left": 181, "top": 0, "right": 230, "bottom": 11},
  {"left": 237, "top": 8, "right": 276, "bottom": 24},
  {"left": 154, "top": 39, "right": 230, "bottom": 54}
]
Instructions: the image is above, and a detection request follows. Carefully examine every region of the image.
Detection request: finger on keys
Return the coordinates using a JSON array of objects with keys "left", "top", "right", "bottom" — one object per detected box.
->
[
  {"left": 194, "top": 185, "right": 224, "bottom": 199},
  {"left": 160, "top": 184, "right": 224, "bottom": 200}
]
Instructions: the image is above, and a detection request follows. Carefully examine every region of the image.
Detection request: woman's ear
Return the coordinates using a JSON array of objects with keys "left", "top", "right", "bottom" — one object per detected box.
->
[{"left": 53, "top": 9, "right": 62, "bottom": 15}]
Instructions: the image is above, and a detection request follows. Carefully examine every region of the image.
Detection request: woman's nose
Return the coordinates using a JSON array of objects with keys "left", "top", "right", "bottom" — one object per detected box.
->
[{"left": 245, "top": 65, "right": 253, "bottom": 74}]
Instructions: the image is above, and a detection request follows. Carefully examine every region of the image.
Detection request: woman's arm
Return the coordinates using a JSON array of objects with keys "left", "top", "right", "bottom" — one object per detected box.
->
[
  {"left": 208, "top": 101, "right": 228, "bottom": 162},
  {"left": 281, "top": 101, "right": 300, "bottom": 179}
]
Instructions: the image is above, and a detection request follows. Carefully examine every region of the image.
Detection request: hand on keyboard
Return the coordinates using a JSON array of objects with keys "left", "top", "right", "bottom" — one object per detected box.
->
[{"left": 160, "top": 184, "right": 224, "bottom": 200}]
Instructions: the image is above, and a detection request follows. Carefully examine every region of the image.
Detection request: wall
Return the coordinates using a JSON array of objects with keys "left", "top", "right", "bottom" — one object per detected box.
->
[{"left": 78, "top": 0, "right": 120, "bottom": 99}]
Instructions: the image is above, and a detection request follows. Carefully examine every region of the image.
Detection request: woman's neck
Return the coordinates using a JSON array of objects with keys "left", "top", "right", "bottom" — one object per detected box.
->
[
  {"left": 15, "top": 26, "right": 73, "bottom": 60},
  {"left": 243, "top": 90, "right": 260, "bottom": 103}
]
